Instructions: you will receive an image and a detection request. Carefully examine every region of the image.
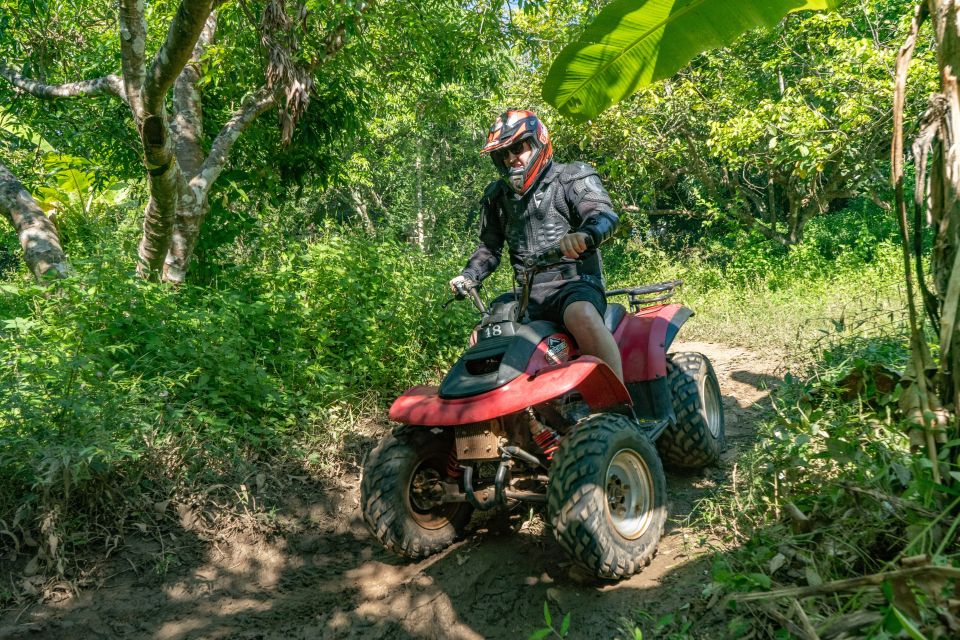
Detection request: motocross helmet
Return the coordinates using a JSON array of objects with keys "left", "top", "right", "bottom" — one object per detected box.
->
[{"left": 481, "top": 110, "right": 553, "bottom": 195}]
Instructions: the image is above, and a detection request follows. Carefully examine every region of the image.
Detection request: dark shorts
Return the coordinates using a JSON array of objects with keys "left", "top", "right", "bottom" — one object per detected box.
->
[{"left": 492, "top": 275, "right": 607, "bottom": 324}]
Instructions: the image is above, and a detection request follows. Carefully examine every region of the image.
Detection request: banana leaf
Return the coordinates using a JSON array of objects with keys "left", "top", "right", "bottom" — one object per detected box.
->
[{"left": 543, "top": 0, "right": 841, "bottom": 121}]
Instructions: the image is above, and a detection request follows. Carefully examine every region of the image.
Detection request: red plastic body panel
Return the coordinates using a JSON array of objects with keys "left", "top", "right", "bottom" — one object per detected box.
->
[
  {"left": 524, "top": 332, "right": 579, "bottom": 374},
  {"left": 389, "top": 356, "right": 630, "bottom": 426},
  {"left": 612, "top": 303, "right": 691, "bottom": 383}
]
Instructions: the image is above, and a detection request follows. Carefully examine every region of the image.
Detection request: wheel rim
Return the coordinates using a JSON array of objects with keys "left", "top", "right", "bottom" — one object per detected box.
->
[
  {"left": 703, "top": 374, "right": 723, "bottom": 438},
  {"left": 408, "top": 460, "right": 458, "bottom": 530},
  {"left": 605, "top": 449, "right": 655, "bottom": 540}
]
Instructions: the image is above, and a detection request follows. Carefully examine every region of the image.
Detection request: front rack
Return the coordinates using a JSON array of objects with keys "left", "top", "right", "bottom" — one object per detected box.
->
[{"left": 606, "top": 279, "right": 682, "bottom": 311}]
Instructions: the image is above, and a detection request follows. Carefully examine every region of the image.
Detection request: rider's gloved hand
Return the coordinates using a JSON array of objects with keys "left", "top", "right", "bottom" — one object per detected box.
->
[
  {"left": 559, "top": 232, "right": 590, "bottom": 259},
  {"left": 448, "top": 274, "right": 476, "bottom": 298}
]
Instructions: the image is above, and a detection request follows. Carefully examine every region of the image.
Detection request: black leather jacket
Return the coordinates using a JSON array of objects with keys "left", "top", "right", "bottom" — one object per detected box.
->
[{"left": 461, "top": 161, "right": 619, "bottom": 284}]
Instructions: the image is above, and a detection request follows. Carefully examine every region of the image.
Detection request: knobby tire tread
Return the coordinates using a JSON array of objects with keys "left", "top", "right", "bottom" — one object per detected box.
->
[
  {"left": 361, "top": 428, "right": 472, "bottom": 560},
  {"left": 657, "top": 352, "right": 725, "bottom": 469},
  {"left": 547, "top": 414, "right": 667, "bottom": 579}
]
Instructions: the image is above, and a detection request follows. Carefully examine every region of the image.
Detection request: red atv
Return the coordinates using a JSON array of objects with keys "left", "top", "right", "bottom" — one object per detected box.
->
[{"left": 361, "top": 247, "right": 724, "bottom": 579}]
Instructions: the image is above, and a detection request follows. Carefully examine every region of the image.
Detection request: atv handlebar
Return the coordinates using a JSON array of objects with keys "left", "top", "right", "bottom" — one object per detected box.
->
[
  {"left": 448, "top": 235, "right": 597, "bottom": 319},
  {"left": 448, "top": 277, "right": 487, "bottom": 315}
]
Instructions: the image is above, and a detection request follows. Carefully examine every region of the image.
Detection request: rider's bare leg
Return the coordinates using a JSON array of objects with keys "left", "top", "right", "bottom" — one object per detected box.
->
[{"left": 563, "top": 301, "right": 624, "bottom": 382}]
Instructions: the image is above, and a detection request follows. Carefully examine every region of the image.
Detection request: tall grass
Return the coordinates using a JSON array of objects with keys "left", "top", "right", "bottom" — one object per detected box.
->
[{"left": 604, "top": 201, "right": 905, "bottom": 353}]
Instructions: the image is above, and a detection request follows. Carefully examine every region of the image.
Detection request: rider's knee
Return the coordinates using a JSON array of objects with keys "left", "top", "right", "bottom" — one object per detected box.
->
[{"left": 563, "top": 301, "right": 605, "bottom": 334}]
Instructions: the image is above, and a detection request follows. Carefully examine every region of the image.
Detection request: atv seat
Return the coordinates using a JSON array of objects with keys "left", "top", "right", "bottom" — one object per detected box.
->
[{"left": 604, "top": 303, "right": 627, "bottom": 333}]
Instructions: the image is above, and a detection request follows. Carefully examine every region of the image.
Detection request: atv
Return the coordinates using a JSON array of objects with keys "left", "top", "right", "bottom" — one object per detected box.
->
[{"left": 361, "top": 244, "right": 725, "bottom": 579}]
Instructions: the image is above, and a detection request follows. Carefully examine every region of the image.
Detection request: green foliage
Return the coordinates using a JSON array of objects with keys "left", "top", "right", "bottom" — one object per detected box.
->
[
  {"left": 528, "top": 601, "right": 570, "bottom": 639},
  {"left": 510, "top": 0, "right": 934, "bottom": 248},
  {"left": 0, "top": 1, "right": 141, "bottom": 179},
  {"left": 620, "top": 610, "right": 693, "bottom": 640},
  {"left": 0, "top": 221, "right": 478, "bottom": 560},
  {"left": 0, "top": 0, "right": 514, "bottom": 272},
  {"left": 543, "top": 0, "right": 839, "bottom": 121},
  {"left": 596, "top": 199, "right": 905, "bottom": 355},
  {"left": 2, "top": 9, "right": 950, "bottom": 633},
  {"left": 700, "top": 323, "right": 959, "bottom": 637}
]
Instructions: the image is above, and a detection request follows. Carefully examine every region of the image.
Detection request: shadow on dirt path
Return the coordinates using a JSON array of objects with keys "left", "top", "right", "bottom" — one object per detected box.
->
[{"left": 0, "top": 341, "right": 783, "bottom": 640}]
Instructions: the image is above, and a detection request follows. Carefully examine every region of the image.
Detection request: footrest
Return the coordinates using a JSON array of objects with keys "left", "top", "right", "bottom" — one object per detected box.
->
[{"left": 636, "top": 418, "right": 670, "bottom": 442}]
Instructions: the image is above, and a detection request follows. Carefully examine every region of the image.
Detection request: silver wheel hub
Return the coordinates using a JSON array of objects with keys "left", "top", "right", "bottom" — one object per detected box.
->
[
  {"left": 703, "top": 375, "right": 722, "bottom": 438},
  {"left": 605, "top": 449, "right": 654, "bottom": 540}
]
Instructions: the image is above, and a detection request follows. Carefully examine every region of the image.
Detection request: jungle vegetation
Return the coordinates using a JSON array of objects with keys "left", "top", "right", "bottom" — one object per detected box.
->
[{"left": 1, "top": 0, "right": 958, "bottom": 636}]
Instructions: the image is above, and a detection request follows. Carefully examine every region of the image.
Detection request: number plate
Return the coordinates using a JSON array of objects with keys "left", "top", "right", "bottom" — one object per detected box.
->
[{"left": 477, "top": 322, "right": 517, "bottom": 341}]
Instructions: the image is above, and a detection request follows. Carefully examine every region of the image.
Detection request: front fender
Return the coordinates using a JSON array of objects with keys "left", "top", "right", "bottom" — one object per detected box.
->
[{"left": 389, "top": 356, "right": 630, "bottom": 426}]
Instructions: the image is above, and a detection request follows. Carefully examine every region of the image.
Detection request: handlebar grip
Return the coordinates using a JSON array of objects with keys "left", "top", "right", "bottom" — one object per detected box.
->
[
  {"left": 534, "top": 246, "right": 565, "bottom": 266},
  {"left": 527, "top": 234, "right": 597, "bottom": 268}
]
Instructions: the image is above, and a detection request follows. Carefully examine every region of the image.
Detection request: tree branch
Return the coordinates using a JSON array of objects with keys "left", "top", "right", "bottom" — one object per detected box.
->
[
  {"left": 118, "top": 0, "right": 148, "bottom": 119},
  {"left": 622, "top": 205, "right": 701, "bottom": 216},
  {"left": 143, "top": 0, "right": 216, "bottom": 115},
  {"left": 349, "top": 187, "right": 376, "bottom": 234},
  {"left": 731, "top": 565, "right": 960, "bottom": 602},
  {"left": 0, "top": 64, "right": 125, "bottom": 101},
  {"left": 190, "top": 86, "right": 275, "bottom": 198},
  {"left": 729, "top": 169, "right": 769, "bottom": 218},
  {"left": 161, "top": 86, "right": 275, "bottom": 283},
  {"left": 0, "top": 161, "right": 68, "bottom": 280},
  {"left": 727, "top": 204, "right": 790, "bottom": 247},
  {"left": 172, "top": 12, "right": 218, "bottom": 178}
]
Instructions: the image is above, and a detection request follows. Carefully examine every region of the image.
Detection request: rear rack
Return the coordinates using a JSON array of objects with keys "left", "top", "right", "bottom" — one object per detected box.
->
[{"left": 606, "top": 279, "right": 682, "bottom": 311}]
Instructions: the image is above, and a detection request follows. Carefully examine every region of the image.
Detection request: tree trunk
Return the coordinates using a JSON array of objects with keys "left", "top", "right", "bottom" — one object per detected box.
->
[
  {"left": 349, "top": 187, "right": 376, "bottom": 234},
  {"left": 162, "top": 183, "right": 207, "bottom": 283},
  {"left": 1, "top": 1, "right": 374, "bottom": 283},
  {"left": 136, "top": 138, "right": 182, "bottom": 280},
  {"left": 928, "top": 0, "right": 960, "bottom": 430},
  {"left": 161, "top": 87, "right": 275, "bottom": 284},
  {"left": 892, "top": 1, "right": 959, "bottom": 483},
  {"left": 0, "top": 161, "right": 68, "bottom": 281},
  {"left": 414, "top": 151, "right": 425, "bottom": 250}
]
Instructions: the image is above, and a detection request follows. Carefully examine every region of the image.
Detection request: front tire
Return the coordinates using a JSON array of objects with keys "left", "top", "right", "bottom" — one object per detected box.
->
[
  {"left": 547, "top": 414, "right": 667, "bottom": 579},
  {"left": 361, "top": 428, "right": 473, "bottom": 559},
  {"left": 658, "top": 352, "right": 725, "bottom": 469}
]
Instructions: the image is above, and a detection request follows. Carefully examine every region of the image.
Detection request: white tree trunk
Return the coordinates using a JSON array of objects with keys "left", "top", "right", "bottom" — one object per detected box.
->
[{"left": 414, "top": 152, "right": 425, "bottom": 250}]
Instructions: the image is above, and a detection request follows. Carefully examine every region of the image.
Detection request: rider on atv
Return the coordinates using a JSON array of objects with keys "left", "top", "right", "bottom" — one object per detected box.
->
[
  {"left": 363, "top": 111, "right": 725, "bottom": 578},
  {"left": 448, "top": 109, "right": 624, "bottom": 380}
]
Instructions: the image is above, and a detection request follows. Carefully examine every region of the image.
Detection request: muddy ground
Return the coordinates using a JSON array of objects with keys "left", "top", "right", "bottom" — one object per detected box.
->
[{"left": 1, "top": 341, "right": 783, "bottom": 640}]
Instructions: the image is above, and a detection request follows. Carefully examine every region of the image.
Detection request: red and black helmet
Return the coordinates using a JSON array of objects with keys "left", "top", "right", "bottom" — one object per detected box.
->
[{"left": 481, "top": 109, "right": 553, "bottom": 195}]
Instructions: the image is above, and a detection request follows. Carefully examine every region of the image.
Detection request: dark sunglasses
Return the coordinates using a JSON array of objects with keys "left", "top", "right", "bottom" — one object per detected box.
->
[{"left": 494, "top": 140, "right": 529, "bottom": 159}]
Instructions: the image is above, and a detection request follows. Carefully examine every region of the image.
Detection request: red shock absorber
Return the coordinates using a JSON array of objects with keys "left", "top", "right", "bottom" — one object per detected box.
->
[
  {"left": 533, "top": 429, "right": 559, "bottom": 460},
  {"left": 446, "top": 444, "right": 463, "bottom": 478}
]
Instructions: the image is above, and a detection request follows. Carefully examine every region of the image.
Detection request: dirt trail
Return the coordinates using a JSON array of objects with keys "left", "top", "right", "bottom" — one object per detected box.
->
[{"left": 2, "top": 342, "right": 783, "bottom": 640}]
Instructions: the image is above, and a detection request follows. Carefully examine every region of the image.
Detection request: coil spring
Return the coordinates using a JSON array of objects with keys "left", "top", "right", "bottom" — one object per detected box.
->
[
  {"left": 534, "top": 429, "right": 559, "bottom": 460},
  {"left": 446, "top": 445, "right": 463, "bottom": 478}
]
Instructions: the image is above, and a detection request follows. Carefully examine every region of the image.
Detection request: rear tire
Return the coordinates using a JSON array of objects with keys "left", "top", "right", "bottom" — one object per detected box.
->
[
  {"left": 361, "top": 428, "right": 473, "bottom": 559},
  {"left": 658, "top": 352, "right": 725, "bottom": 469},
  {"left": 547, "top": 413, "right": 667, "bottom": 579}
]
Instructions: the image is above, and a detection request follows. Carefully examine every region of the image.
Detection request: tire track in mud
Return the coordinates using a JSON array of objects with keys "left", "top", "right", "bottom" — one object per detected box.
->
[{"left": 1, "top": 342, "right": 783, "bottom": 640}]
